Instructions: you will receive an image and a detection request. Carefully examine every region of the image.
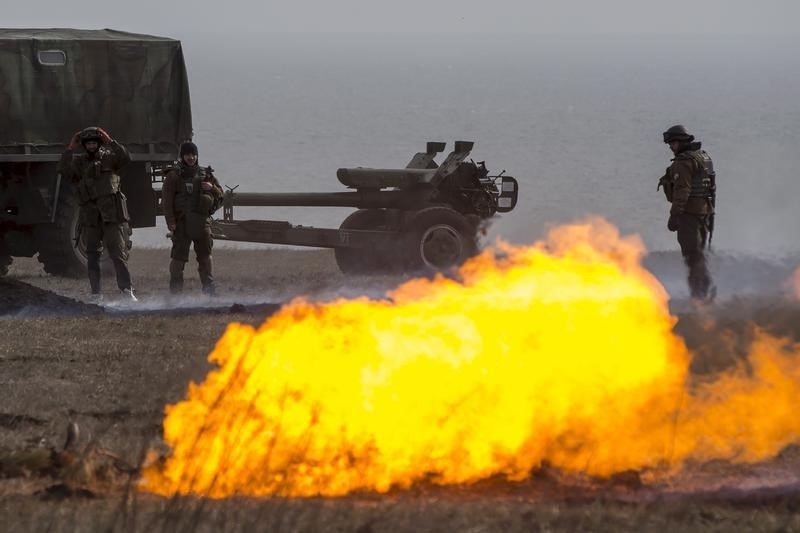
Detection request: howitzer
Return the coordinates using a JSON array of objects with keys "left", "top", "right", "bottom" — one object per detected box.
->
[{"left": 213, "top": 141, "right": 519, "bottom": 274}]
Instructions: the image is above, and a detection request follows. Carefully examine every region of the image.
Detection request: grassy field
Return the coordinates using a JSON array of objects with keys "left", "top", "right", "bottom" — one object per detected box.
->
[{"left": 3, "top": 249, "right": 800, "bottom": 531}]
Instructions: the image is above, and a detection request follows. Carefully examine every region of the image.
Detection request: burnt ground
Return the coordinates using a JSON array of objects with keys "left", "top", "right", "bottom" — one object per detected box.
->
[
  {"left": 0, "top": 278, "right": 102, "bottom": 316},
  {"left": 2, "top": 247, "right": 800, "bottom": 531}
]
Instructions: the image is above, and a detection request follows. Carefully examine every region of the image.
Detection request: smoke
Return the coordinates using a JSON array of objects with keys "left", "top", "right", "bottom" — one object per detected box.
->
[
  {"left": 644, "top": 251, "right": 800, "bottom": 303},
  {"left": 91, "top": 248, "right": 800, "bottom": 314},
  {"left": 93, "top": 277, "right": 414, "bottom": 314}
]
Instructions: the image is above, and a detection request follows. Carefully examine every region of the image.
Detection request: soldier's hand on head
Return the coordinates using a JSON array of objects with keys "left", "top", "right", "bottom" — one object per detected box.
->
[
  {"left": 67, "top": 131, "right": 81, "bottom": 150},
  {"left": 97, "top": 128, "right": 112, "bottom": 143}
]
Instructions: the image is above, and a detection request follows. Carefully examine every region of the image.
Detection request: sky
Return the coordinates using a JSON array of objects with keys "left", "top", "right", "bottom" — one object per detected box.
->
[{"left": 3, "top": 0, "right": 799, "bottom": 36}]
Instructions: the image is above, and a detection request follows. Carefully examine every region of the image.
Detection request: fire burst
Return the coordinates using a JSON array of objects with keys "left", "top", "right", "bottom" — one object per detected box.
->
[{"left": 142, "top": 220, "right": 800, "bottom": 498}]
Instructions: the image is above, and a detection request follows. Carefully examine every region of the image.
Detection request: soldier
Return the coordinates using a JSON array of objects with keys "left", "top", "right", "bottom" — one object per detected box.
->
[
  {"left": 162, "top": 142, "right": 223, "bottom": 295},
  {"left": 659, "top": 125, "right": 716, "bottom": 301},
  {"left": 58, "top": 127, "right": 136, "bottom": 302}
]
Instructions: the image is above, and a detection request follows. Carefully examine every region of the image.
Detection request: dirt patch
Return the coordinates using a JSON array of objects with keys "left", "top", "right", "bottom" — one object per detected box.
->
[{"left": 0, "top": 278, "right": 103, "bottom": 317}]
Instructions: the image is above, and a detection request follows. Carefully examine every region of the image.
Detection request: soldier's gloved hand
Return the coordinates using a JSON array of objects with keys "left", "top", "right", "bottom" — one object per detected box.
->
[
  {"left": 667, "top": 214, "right": 680, "bottom": 232},
  {"left": 97, "top": 128, "right": 113, "bottom": 143},
  {"left": 200, "top": 181, "right": 212, "bottom": 191},
  {"left": 67, "top": 131, "right": 81, "bottom": 151}
]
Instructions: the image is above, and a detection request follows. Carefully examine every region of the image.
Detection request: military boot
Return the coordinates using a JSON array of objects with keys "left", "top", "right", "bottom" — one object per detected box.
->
[
  {"left": 121, "top": 288, "right": 138, "bottom": 302},
  {"left": 87, "top": 252, "right": 102, "bottom": 294},
  {"left": 685, "top": 251, "right": 712, "bottom": 302},
  {"left": 169, "top": 259, "right": 185, "bottom": 294},
  {"left": 197, "top": 256, "right": 216, "bottom": 296},
  {"left": 88, "top": 293, "right": 104, "bottom": 304}
]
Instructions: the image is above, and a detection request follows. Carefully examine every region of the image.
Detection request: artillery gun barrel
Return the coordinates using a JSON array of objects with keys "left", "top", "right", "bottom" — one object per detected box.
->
[{"left": 227, "top": 191, "right": 416, "bottom": 209}]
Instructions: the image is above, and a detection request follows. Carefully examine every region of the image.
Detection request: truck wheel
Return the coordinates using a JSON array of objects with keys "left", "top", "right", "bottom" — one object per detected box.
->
[
  {"left": 334, "top": 209, "right": 399, "bottom": 275},
  {"left": 403, "top": 207, "right": 478, "bottom": 273},
  {"left": 0, "top": 255, "right": 11, "bottom": 277},
  {"left": 35, "top": 188, "right": 92, "bottom": 278}
]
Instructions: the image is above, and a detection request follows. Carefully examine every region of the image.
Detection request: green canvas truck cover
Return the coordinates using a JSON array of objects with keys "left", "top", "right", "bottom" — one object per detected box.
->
[{"left": 0, "top": 29, "right": 192, "bottom": 153}]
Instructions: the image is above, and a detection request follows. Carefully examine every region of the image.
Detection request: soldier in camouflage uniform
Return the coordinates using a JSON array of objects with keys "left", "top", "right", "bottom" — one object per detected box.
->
[
  {"left": 162, "top": 142, "right": 223, "bottom": 295},
  {"left": 58, "top": 127, "right": 136, "bottom": 301},
  {"left": 659, "top": 125, "right": 716, "bottom": 301}
]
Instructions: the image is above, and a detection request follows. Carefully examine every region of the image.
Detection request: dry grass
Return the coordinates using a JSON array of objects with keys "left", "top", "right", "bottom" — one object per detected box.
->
[
  {"left": 3, "top": 491, "right": 800, "bottom": 532},
  {"left": 3, "top": 250, "right": 800, "bottom": 531}
]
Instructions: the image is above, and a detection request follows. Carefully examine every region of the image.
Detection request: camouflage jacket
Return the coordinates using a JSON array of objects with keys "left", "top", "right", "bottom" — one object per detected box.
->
[
  {"left": 58, "top": 141, "right": 131, "bottom": 204},
  {"left": 162, "top": 162, "right": 223, "bottom": 228},
  {"left": 664, "top": 143, "right": 715, "bottom": 216}
]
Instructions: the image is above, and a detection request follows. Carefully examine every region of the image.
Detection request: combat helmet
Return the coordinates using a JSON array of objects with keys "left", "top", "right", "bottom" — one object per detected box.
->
[
  {"left": 79, "top": 127, "right": 103, "bottom": 145},
  {"left": 662, "top": 125, "right": 694, "bottom": 144}
]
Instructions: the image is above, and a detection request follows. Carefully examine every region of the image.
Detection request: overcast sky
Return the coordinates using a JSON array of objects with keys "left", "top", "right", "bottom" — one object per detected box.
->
[{"left": 4, "top": 0, "right": 799, "bottom": 36}]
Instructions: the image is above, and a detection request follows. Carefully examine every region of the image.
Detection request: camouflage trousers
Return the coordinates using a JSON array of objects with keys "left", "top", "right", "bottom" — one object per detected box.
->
[
  {"left": 676, "top": 213, "right": 713, "bottom": 301},
  {"left": 169, "top": 216, "right": 215, "bottom": 294},
  {"left": 81, "top": 205, "right": 132, "bottom": 293}
]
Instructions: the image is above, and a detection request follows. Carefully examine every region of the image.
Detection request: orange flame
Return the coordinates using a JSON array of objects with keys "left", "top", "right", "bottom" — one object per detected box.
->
[{"left": 142, "top": 220, "right": 800, "bottom": 498}]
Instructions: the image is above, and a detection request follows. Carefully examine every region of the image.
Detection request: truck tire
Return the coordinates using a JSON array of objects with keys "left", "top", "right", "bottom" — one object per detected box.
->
[
  {"left": 334, "top": 209, "right": 399, "bottom": 275},
  {"left": 0, "top": 255, "right": 11, "bottom": 277},
  {"left": 35, "top": 187, "right": 92, "bottom": 278},
  {"left": 403, "top": 207, "right": 478, "bottom": 273}
]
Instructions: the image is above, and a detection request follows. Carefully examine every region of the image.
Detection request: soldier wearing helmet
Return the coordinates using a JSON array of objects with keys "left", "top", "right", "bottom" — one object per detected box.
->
[
  {"left": 658, "top": 125, "right": 716, "bottom": 301},
  {"left": 162, "top": 141, "right": 223, "bottom": 295},
  {"left": 58, "top": 127, "right": 136, "bottom": 302}
]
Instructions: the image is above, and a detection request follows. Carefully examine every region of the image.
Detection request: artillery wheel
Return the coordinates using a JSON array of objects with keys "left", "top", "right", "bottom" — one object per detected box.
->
[
  {"left": 35, "top": 186, "right": 111, "bottom": 278},
  {"left": 334, "top": 209, "right": 399, "bottom": 275},
  {"left": 403, "top": 207, "right": 478, "bottom": 273}
]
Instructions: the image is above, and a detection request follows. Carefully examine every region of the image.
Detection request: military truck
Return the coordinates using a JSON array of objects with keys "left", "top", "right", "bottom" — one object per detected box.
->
[
  {"left": 0, "top": 29, "right": 519, "bottom": 278},
  {"left": 0, "top": 29, "right": 191, "bottom": 276}
]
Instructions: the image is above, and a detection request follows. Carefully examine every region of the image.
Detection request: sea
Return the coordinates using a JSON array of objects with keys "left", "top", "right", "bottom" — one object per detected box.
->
[{"left": 133, "top": 33, "right": 800, "bottom": 257}]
